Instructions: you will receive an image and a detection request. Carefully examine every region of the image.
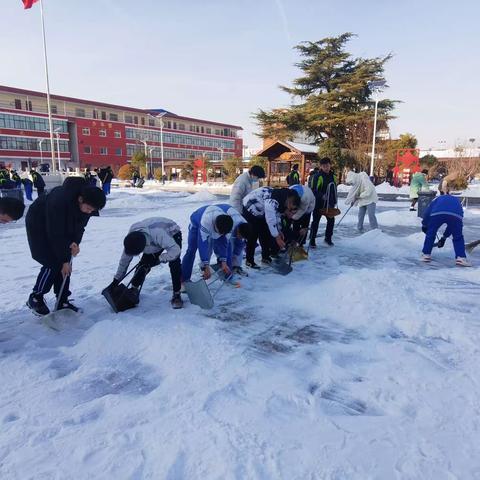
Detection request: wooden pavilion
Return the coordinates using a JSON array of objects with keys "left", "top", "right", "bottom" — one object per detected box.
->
[{"left": 256, "top": 140, "right": 319, "bottom": 186}]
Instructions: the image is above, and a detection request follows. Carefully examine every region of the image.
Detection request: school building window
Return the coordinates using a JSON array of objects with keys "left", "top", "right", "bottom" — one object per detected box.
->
[
  {"left": 84, "top": 146, "right": 92, "bottom": 154},
  {"left": 82, "top": 128, "right": 90, "bottom": 135},
  {"left": 75, "top": 108, "right": 86, "bottom": 117},
  {"left": 125, "top": 115, "right": 133, "bottom": 123},
  {"left": 109, "top": 113, "right": 119, "bottom": 122},
  {"left": 101, "top": 111, "right": 107, "bottom": 120},
  {"left": 115, "top": 148, "right": 122, "bottom": 155},
  {"left": 99, "top": 129, "right": 107, "bottom": 137},
  {"left": 114, "top": 131, "right": 121, "bottom": 138},
  {"left": 14, "top": 99, "right": 22, "bottom": 109},
  {"left": 100, "top": 147, "right": 108, "bottom": 155}
]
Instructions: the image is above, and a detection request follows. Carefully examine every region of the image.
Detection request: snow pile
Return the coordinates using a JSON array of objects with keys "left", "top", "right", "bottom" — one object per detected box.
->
[
  {"left": 375, "top": 181, "right": 411, "bottom": 194},
  {"left": 178, "top": 191, "right": 218, "bottom": 203},
  {"left": 376, "top": 209, "right": 421, "bottom": 227},
  {"left": 1, "top": 188, "right": 480, "bottom": 479}
]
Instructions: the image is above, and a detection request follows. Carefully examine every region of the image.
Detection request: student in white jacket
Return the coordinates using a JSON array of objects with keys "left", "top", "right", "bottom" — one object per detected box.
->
[
  {"left": 229, "top": 165, "right": 266, "bottom": 214},
  {"left": 344, "top": 171, "right": 379, "bottom": 231}
]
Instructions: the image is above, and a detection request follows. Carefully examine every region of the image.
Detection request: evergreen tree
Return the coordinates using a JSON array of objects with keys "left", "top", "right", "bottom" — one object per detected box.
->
[{"left": 255, "top": 33, "right": 396, "bottom": 148}]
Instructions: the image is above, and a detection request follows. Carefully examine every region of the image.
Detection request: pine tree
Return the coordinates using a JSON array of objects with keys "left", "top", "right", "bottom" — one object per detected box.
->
[{"left": 255, "top": 33, "right": 396, "bottom": 148}]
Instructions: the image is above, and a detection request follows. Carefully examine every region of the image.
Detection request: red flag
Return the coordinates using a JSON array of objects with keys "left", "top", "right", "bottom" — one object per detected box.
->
[{"left": 22, "top": 0, "right": 39, "bottom": 9}]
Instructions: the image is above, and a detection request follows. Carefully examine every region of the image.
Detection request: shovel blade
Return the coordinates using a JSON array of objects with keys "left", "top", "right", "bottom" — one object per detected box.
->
[
  {"left": 271, "top": 254, "right": 293, "bottom": 276},
  {"left": 184, "top": 279, "right": 214, "bottom": 310},
  {"left": 42, "top": 309, "right": 78, "bottom": 331}
]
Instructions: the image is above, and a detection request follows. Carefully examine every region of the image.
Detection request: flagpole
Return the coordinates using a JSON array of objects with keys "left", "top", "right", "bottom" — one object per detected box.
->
[{"left": 39, "top": 0, "right": 56, "bottom": 172}]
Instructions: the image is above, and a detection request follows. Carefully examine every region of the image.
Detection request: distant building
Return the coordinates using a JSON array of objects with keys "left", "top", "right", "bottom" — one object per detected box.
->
[{"left": 0, "top": 85, "right": 243, "bottom": 175}]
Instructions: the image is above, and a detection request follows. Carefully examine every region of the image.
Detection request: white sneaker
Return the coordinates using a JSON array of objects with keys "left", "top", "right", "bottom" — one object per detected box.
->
[
  {"left": 421, "top": 254, "right": 432, "bottom": 262},
  {"left": 455, "top": 257, "right": 472, "bottom": 267}
]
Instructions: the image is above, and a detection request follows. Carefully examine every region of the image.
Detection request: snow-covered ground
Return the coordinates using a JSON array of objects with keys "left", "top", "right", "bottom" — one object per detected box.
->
[{"left": 1, "top": 189, "right": 480, "bottom": 479}]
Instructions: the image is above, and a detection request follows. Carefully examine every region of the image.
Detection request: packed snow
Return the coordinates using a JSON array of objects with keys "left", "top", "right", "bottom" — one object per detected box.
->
[{"left": 1, "top": 189, "right": 480, "bottom": 479}]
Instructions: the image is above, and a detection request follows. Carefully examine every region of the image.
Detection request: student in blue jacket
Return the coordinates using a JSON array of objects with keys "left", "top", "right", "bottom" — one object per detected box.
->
[
  {"left": 182, "top": 204, "right": 236, "bottom": 282},
  {"left": 421, "top": 190, "right": 470, "bottom": 266}
]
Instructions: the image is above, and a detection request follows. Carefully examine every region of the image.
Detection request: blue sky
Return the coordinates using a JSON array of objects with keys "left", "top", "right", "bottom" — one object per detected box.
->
[{"left": 2, "top": 0, "right": 479, "bottom": 151}]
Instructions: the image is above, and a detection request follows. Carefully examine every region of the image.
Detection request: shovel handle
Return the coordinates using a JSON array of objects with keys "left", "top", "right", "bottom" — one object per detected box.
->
[{"left": 54, "top": 260, "right": 72, "bottom": 312}]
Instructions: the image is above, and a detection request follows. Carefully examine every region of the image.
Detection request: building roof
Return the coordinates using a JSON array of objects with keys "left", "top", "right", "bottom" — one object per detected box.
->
[
  {"left": 0, "top": 85, "right": 243, "bottom": 130},
  {"left": 256, "top": 140, "right": 318, "bottom": 157},
  {"left": 288, "top": 142, "right": 319, "bottom": 153}
]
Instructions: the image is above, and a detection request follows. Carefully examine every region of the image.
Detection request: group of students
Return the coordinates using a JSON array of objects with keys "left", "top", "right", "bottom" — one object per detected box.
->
[
  {"left": 0, "top": 166, "right": 46, "bottom": 200},
  {"left": 84, "top": 166, "right": 114, "bottom": 195},
  {"left": 0, "top": 156, "right": 473, "bottom": 318}
]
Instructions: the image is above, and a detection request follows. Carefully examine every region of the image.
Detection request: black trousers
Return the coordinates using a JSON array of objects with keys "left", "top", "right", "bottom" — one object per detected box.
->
[
  {"left": 131, "top": 232, "right": 182, "bottom": 293},
  {"left": 33, "top": 266, "right": 70, "bottom": 303},
  {"left": 242, "top": 208, "right": 274, "bottom": 263},
  {"left": 27, "top": 209, "right": 71, "bottom": 302},
  {"left": 292, "top": 213, "right": 311, "bottom": 245},
  {"left": 310, "top": 209, "right": 335, "bottom": 243}
]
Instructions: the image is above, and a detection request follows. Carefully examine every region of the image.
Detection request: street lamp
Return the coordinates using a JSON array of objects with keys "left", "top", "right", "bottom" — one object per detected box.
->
[
  {"left": 38, "top": 138, "right": 46, "bottom": 165},
  {"left": 148, "top": 146, "right": 156, "bottom": 178},
  {"left": 54, "top": 126, "right": 62, "bottom": 171},
  {"left": 368, "top": 80, "right": 386, "bottom": 177},
  {"left": 148, "top": 112, "right": 168, "bottom": 179},
  {"left": 218, "top": 148, "right": 224, "bottom": 183}
]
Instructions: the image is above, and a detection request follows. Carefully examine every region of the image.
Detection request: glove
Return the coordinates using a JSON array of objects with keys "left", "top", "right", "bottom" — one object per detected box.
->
[
  {"left": 422, "top": 226, "right": 428, "bottom": 234},
  {"left": 437, "top": 237, "right": 446, "bottom": 248},
  {"left": 108, "top": 278, "right": 119, "bottom": 290}
]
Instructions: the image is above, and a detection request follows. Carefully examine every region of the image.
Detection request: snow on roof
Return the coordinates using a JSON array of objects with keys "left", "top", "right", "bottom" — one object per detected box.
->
[{"left": 288, "top": 142, "right": 318, "bottom": 153}]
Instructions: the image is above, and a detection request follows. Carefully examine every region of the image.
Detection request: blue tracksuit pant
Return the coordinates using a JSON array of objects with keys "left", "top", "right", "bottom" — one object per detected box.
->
[
  {"left": 102, "top": 183, "right": 111, "bottom": 195},
  {"left": 24, "top": 182, "right": 33, "bottom": 201},
  {"left": 422, "top": 214, "right": 465, "bottom": 258}
]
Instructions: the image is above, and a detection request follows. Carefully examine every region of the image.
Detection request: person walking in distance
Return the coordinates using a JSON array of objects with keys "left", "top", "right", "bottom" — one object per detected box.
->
[
  {"left": 287, "top": 164, "right": 301, "bottom": 186},
  {"left": 310, "top": 157, "right": 338, "bottom": 247},
  {"left": 344, "top": 171, "right": 378, "bottom": 232},
  {"left": 30, "top": 169, "right": 46, "bottom": 196},
  {"left": 410, "top": 169, "right": 429, "bottom": 211}
]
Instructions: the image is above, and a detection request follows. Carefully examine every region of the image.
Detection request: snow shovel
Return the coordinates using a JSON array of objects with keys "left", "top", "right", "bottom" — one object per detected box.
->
[
  {"left": 184, "top": 271, "right": 234, "bottom": 310},
  {"left": 42, "top": 261, "right": 78, "bottom": 331},
  {"left": 101, "top": 261, "right": 141, "bottom": 313},
  {"left": 466, "top": 239, "right": 480, "bottom": 253},
  {"left": 289, "top": 229, "right": 309, "bottom": 262},
  {"left": 336, "top": 204, "right": 353, "bottom": 227},
  {"left": 271, "top": 248, "right": 294, "bottom": 276}
]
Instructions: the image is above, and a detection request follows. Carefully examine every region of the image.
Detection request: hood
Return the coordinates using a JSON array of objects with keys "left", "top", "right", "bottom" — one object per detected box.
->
[{"left": 346, "top": 171, "right": 360, "bottom": 185}]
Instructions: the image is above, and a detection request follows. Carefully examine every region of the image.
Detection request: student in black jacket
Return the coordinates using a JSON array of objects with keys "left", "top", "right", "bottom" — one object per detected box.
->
[
  {"left": 310, "top": 157, "right": 338, "bottom": 247},
  {"left": 26, "top": 177, "right": 106, "bottom": 315},
  {"left": 30, "top": 169, "right": 46, "bottom": 196},
  {"left": 286, "top": 164, "right": 300, "bottom": 186},
  {"left": 98, "top": 166, "right": 114, "bottom": 195}
]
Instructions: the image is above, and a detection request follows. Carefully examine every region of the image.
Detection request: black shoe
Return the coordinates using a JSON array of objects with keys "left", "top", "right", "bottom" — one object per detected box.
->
[
  {"left": 246, "top": 261, "right": 260, "bottom": 269},
  {"left": 261, "top": 257, "right": 272, "bottom": 264},
  {"left": 57, "top": 300, "right": 82, "bottom": 313},
  {"left": 27, "top": 293, "right": 50, "bottom": 316},
  {"left": 324, "top": 239, "right": 334, "bottom": 246},
  {"left": 171, "top": 292, "right": 183, "bottom": 309},
  {"left": 309, "top": 242, "right": 317, "bottom": 249},
  {"left": 232, "top": 266, "right": 248, "bottom": 276}
]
